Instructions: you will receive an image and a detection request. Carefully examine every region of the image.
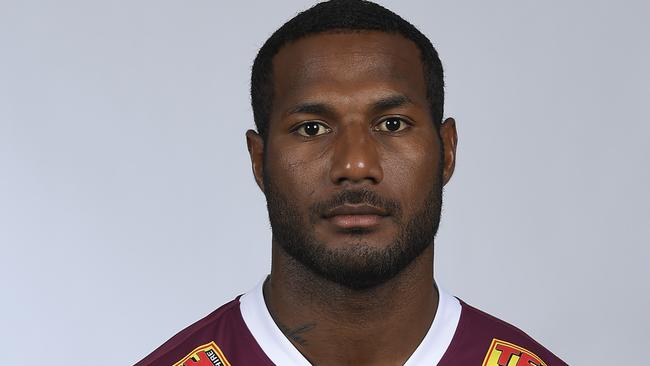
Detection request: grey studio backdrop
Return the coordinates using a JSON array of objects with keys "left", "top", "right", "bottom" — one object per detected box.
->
[{"left": 1, "top": 0, "right": 648, "bottom": 364}]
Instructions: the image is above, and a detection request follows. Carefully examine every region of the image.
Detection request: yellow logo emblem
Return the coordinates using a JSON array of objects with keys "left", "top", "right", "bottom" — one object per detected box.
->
[
  {"left": 482, "top": 339, "right": 547, "bottom": 366},
  {"left": 172, "top": 341, "right": 232, "bottom": 366}
]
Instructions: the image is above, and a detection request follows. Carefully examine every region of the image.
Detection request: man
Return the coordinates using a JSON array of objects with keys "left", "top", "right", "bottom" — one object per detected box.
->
[{"left": 137, "top": 1, "right": 567, "bottom": 365}]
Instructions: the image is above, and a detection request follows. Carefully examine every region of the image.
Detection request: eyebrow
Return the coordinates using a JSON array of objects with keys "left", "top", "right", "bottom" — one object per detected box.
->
[
  {"left": 285, "top": 93, "right": 414, "bottom": 118},
  {"left": 286, "top": 102, "right": 336, "bottom": 118},
  {"left": 370, "top": 94, "right": 414, "bottom": 114}
]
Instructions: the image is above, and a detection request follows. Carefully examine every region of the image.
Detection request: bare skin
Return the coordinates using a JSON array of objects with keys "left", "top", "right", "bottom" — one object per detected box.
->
[{"left": 246, "top": 32, "right": 458, "bottom": 365}]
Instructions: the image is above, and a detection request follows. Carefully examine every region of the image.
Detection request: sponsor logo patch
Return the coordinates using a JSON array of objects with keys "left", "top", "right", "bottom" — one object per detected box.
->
[
  {"left": 172, "top": 341, "right": 232, "bottom": 366},
  {"left": 482, "top": 338, "right": 547, "bottom": 366}
]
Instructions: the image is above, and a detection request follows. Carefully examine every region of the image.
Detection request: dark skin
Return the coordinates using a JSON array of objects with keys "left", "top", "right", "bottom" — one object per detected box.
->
[{"left": 246, "top": 32, "right": 457, "bottom": 365}]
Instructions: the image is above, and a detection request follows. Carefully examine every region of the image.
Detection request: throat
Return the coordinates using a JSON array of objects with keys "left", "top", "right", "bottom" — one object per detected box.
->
[{"left": 263, "top": 245, "right": 438, "bottom": 365}]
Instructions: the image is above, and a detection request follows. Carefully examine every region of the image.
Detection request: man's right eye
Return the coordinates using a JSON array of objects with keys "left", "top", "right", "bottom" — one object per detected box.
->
[{"left": 295, "top": 121, "right": 331, "bottom": 137}]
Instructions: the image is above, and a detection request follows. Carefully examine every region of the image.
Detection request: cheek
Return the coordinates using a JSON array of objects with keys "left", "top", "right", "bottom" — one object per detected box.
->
[
  {"left": 381, "top": 136, "right": 441, "bottom": 210},
  {"left": 266, "top": 143, "right": 329, "bottom": 199}
]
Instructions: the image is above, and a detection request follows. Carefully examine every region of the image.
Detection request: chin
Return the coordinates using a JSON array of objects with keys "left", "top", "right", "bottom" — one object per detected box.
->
[
  {"left": 286, "top": 237, "right": 425, "bottom": 291},
  {"left": 318, "top": 226, "right": 398, "bottom": 250}
]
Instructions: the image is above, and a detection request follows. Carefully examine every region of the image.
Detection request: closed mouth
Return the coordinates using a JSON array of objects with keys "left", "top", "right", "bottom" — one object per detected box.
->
[{"left": 323, "top": 203, "right": 390, "bottom": 218}]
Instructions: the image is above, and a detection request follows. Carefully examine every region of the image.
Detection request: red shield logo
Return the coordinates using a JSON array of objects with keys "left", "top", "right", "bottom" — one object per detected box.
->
[
  {"left": 172, "top": 341, "right": 232, "bottom": 366},
  {"left": 482, "top": 338, "right": 547, "bottom": 366}
]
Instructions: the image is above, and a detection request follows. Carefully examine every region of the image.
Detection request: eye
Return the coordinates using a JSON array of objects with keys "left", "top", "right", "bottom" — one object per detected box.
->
[
  {"left": 295, "top": 121, "right": 331, "bottom": 137},
  {"left": 375, "top": 117, "right": 409, "bottom": 132}
]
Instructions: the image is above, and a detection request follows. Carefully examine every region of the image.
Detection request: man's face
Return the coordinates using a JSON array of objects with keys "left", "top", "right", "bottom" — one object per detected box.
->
[{"left": 248, "top": 32, "right": 455, "bottom": 289}]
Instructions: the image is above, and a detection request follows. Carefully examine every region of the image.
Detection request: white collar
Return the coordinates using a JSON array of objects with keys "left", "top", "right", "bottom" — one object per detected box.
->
[{"left": 239, "top": 278, "right": 461, "bottom": 366}]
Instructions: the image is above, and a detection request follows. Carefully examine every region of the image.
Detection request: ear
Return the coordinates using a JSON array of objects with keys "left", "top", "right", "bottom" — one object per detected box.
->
[
  {"left": 246, "top": 129, "right": 265, "bottom": 193},
  {"left": 439, "top": 118, "right": 458, "bottom": 186}
]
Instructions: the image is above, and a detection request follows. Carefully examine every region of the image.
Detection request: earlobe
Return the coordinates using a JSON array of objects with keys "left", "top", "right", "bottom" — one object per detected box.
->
[
  {"left": 245, "top": 129, "right": 265, "bottom": 193},
  {"left": 440, "top": 118, "right": 458, "bottom": 186}
]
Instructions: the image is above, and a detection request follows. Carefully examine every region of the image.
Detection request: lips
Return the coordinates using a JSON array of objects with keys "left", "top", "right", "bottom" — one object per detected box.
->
[
  {"left": 323, "top": 204, "right": 389, "bottom": 229},
  {"left": 324, "top": 204, "right": 389, "bottom": 217}
]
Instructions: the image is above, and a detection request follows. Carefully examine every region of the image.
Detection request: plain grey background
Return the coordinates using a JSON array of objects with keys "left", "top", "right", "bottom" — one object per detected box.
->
[{"left": 1, "top": 0, "right": 648, "bottom": 364}]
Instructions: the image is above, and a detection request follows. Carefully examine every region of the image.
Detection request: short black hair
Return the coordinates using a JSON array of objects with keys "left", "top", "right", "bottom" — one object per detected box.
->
[{"left": 250, "top": 0, "right": 444, "bottom": 138}]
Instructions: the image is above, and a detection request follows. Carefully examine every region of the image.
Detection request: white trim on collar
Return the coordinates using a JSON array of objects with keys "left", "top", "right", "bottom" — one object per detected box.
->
[
  {"left": 240, "top": 278, "right": 311, "bottom": 365},
  {"left": 239, "top": 278, "right": 461, "bottom": 366},
  {"left": 403, "top": 285, "right": 461, "bottom": 365}
]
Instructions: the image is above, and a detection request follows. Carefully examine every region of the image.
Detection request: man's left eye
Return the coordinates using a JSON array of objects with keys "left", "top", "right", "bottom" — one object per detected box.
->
[{"left": 374, "top": 117, "right": 408, "bottom": 132}]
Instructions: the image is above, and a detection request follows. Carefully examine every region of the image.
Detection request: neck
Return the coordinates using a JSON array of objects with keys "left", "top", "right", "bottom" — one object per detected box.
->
[{"left": 264, "top": 242, "right": 438, "bottom": 366}]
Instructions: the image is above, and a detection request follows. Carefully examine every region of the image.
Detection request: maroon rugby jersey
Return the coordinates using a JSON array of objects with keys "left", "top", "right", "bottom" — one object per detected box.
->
[{"left": 136, "top": 280, "right": 567, "bottom": 366}]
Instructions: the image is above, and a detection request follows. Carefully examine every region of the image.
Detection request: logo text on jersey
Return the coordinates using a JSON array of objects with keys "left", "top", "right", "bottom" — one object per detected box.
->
[
  {"left": 482, "top": 338, "right": 547, "bottom": 366},
  {"left": 172, "top": 341, "right": 232, "bottom": 366}
]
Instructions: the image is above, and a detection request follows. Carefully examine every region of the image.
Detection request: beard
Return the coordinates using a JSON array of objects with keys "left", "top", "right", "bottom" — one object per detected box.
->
[{"left": 264, "top": 173, "right": 443, "bottom": 290}]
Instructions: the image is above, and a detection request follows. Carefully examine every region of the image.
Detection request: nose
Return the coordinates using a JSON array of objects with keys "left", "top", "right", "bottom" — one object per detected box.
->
[{"left": 329, "top": 126, "right": 384, "bottom": 186}]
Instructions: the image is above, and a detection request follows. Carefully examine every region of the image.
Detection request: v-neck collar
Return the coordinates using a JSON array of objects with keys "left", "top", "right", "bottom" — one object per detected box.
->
[{"left": 239, "top": 278, "right": 461, "bottom": 365}]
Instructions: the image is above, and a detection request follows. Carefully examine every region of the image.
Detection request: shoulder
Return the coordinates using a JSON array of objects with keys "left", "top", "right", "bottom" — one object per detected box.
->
[
  {"left": 439, "top": 299, "right": 568, "bottom": 366},
  {"left": 134, "top": 297, "right": 273, "bottom": 366}
]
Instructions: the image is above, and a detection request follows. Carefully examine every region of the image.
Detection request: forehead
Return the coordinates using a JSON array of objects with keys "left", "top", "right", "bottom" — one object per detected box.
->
[{"left": 271, "top": 31, "right": 427, "bottom": 113}]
